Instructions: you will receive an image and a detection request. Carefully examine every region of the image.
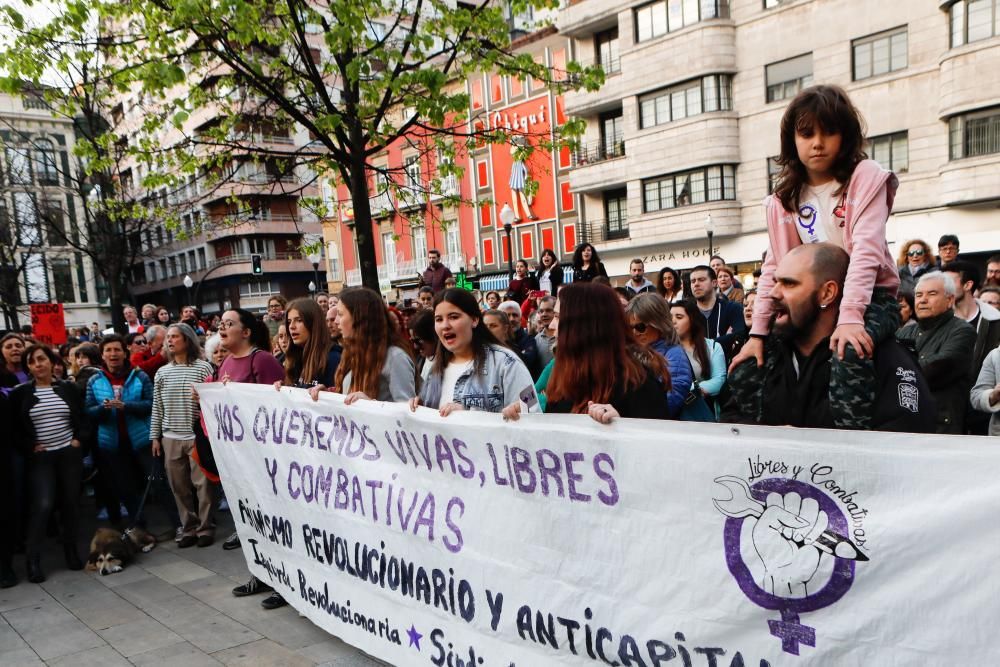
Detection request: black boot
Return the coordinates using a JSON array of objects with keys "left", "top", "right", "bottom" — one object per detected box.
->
[
  {"left": 26, "top": 555, "right": 44, "bottom": 584},
  {"left": 0, "top": 557, "right": 17, "bottom": 588},
  {"left": 64, "top": 545, "right": 83, "bottom": 571}
]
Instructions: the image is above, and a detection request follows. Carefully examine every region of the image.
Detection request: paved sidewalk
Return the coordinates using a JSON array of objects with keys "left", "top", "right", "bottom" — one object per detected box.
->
[{"left": 0, "top": 509, "right": 384, "bottom": 666}]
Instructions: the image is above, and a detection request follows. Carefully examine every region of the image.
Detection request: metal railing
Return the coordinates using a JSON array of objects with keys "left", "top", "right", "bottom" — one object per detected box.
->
[
  {"left": 571, "top": 139, "right": 625, "bottom": 167},
  {"left": 208, "top": 251, "right": 304, "bottom": 269},
  {"left": 576, "top": 217, "right": 629, "bottom": 244}
]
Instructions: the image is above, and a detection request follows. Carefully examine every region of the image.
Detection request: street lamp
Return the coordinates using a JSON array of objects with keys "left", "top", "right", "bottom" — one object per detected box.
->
[
  {"left": 499, "top": 203, "right": 516, "bottom": 281},
  {"left": 704, "top": 214, "right": 715, "bottom": 258},
  {"left": 306, "top": 248, "right": 322, "bottom": 293},
  {"left": 308, "top": 280, "right": 316, "bottom": 295},
  {"left": 182, "top": 274, "right": 193, "bottom": 306}
]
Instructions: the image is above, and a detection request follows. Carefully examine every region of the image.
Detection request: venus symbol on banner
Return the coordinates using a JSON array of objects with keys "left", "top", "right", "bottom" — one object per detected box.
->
[{"left": 714, "top": 475, "right": 868, "bottom": 656}]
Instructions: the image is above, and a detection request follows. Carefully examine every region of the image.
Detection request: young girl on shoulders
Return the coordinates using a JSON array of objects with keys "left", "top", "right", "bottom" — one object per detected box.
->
[{"left": 732, "top": 85, "right": 900, "bottom": 428}]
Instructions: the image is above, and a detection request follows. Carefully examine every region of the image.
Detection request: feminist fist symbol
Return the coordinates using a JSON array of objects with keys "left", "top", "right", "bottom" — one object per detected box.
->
[{"left": 749, "top": 492, "right": 828, "bottom": 599}]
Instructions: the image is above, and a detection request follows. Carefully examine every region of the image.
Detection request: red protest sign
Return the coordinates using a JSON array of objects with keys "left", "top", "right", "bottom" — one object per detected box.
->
[{"left": 30, "top": 303, "right": 67, "bottom": 346}]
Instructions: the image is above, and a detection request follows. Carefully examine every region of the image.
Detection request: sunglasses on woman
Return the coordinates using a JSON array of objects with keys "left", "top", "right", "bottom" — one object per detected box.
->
[
  {"left": 631, "top": 322, "right": 648, "bottom": 334},
  {"left": 907, "top": 250, "right": 924, "bottom": 257}
]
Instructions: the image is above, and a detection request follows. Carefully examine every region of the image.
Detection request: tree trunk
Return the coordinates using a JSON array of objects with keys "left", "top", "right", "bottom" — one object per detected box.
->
[{"left": 349, "top": 158, "right": 380, "bottom": 291}]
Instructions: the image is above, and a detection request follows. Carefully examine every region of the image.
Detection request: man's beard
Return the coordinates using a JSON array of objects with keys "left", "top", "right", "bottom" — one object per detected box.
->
[{"left": 771, "top": 293, "right": 821, "bottom": 343}]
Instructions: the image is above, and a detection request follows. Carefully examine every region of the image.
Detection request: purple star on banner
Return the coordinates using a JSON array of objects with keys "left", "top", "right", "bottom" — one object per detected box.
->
[{"left": 407, "top": 624, "right": 423, "bottom": 650}]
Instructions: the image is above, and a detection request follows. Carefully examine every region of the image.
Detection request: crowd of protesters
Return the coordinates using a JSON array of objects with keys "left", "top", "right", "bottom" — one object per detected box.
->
[{"left": 1, "top": 84, "right": 999, "bottom": 609}]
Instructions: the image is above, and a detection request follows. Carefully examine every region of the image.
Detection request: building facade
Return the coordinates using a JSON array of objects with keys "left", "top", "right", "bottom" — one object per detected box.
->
[
  {"left": 0, "top": 90, "right": 109, "bottom": 330},
  {"left": 559, "top": 0, "right": 1000, "bottom": 284}
]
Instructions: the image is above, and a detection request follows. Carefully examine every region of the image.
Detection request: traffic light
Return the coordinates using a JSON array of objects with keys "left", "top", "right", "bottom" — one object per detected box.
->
[{"left": 251, "top": 253, "right": 263, "bottom": 275}]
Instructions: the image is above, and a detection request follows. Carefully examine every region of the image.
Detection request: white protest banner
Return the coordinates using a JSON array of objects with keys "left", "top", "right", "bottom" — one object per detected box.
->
[{"left": 198, "top": 383, "right": 1000, "bottom": 666}]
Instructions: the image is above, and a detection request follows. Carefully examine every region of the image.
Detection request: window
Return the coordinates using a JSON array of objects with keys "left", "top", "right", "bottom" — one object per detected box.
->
[
  {"left": 239, "top": 277, "right": 278, "bottom": 297},
  {"left": 51, "top": 256, "right": 75, "bottom": 303},
  {"left": 596, "top": 29, "right": 620, "bottom": 75},
  {"left": 75, "top": 253, "right": 88, "bottom": 302},
  {"left": 764, "top": 0, "right": 790, "bottom": 7},
  {"left": 198, "top": 248, "right": 207, "bottom": 270},
  {"left": 767, "top": 156, "right": 781, "bottom": 194},
  {"left": 766, "top": 53, "right": 813, "bottom": 103},
  {"left": 383, "top": 232, "right": 397, "bottom": 273},
  {"left": 639, "top": 75, "right": 733, "bottom": 128},
  {"left": 853, "top": 27, "right": 907, "bottom": 81},
  {"left": 643, "top": 165, "right": 736, "bottom": 212},
  {"left": 42, "top": 199, "right": 66, "bottom": 245},
  {"left": 13, "top": 192, "right": 40, "bottom": 246},
  {"left": 949, "top": 107, "right": 1000, "bottom": 159},
  {"left": 445, "top": 225, "right": 461, "bottom": 267},
  {"left": 6, "top": 147, "right": 31, "bottom": 185},
  {"left": 635, "top": 0, "right": 729, "bottom": 43},
  {"left": 601, "top": 111, "right": 624, "bottom": 158},
  {"left": 32, "top": 140, "right": 59, "bottom": 185},
  {"left": 868, "top": 132, "right": 909, "bottom": 173},
  {"left": 413, "top": 226, "right": 427, "bottom": 264},
  {"left": 404, "top": 155, "right": 422, "bottom": 192},
  {"left": 604, "top": 189, "right": 628, "bottom": 239},
  {"left": 950, "top": 0, "right": 1000, "bottom": 47},
  {"left": 23, "top": 253, "right": 49, "bottom": 302}
]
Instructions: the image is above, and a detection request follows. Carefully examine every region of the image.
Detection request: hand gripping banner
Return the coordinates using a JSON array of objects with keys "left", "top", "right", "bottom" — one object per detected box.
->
[{"left": 197, "top": 383, "right": 1000, "bottom": 666}]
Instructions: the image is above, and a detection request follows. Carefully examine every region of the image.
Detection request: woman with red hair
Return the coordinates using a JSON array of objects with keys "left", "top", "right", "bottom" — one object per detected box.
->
[{"left": 544, "top": 283, "right": 671, "bottom": 423}]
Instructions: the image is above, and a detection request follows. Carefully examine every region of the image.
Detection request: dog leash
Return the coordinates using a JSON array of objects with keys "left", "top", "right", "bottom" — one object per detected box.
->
[{"left": 121, "top": 458, "right": 161, "bottom": 542}]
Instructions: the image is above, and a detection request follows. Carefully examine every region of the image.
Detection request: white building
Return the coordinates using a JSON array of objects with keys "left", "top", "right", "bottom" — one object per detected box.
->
[
  {"left": 0, "top": 89, "right": 109, "bottom": 331},
  {"left": 559, "top": 0, "right": 1000, "bottom": 283}
]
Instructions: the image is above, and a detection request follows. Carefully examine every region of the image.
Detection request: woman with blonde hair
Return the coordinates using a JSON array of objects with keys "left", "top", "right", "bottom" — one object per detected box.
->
[{"left": 897, "top": 239, "right": 933, "bottom": 294}]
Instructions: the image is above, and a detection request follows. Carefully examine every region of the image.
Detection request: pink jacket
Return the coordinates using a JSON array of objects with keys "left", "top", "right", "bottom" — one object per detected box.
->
[{"left": 751, "top": 159, "right": 900, "bottom": 336}]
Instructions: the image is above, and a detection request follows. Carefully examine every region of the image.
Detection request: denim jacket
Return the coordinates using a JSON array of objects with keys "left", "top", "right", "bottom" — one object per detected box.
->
[{"left": 419, "top": 344, "right": 539, "bottom": 413}]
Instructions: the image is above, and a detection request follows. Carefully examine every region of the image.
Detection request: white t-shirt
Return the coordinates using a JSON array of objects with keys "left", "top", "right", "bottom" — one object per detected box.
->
[
  {"left": 440, "top": 360, "right": 474, "bottom": 405},
  {"left": 794, "top": 181, "right": 845, "bottom": 249},
  {"left": 538, "top": 269, "right": 552, "bottom": 294}
]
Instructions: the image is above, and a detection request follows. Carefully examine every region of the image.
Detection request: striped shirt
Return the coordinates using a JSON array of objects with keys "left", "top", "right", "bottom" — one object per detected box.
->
[
  {"left": 30, "top": 387, "right": 74, "bottom": 451},
  {"left": 150, "top": 360, "right": 214, "bottom": 440}
]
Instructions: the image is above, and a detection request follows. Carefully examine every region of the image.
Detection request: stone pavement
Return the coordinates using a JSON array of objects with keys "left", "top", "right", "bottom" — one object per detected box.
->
[{"left": 0, "top": 507, "right": 386, "bottom": 666}]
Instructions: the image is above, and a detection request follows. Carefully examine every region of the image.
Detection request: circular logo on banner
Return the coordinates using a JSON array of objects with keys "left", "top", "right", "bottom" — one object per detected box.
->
[{"left": 713, "top": 475, "right": 869, "bottom": 656}]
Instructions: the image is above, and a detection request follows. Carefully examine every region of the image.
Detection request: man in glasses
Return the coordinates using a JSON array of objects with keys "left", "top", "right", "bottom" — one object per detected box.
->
[
  {"left": 984, "top": 255, "right": 1000, "bottom": 289},
  {"left": 937, "top": 234, "right": 960, "bottom": 268}
]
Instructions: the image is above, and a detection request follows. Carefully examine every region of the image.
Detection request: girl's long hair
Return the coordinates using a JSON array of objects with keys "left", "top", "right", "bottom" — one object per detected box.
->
[
  {"left": 656, "top": 266, "right": 681, "bottom": 299},
  {"left": 674, "top": 299, "right": 710, "bottom": 379},
  {"left": 283, "top": 298, "right": 330, "bottom": 386},
  {"left": 773, "top": 84, "right": 867, "bottom": 213},
  {"left": 430, "top": 289, "right": 501, "bottom": 377},
  {"left": 547, "top": 283, "right": 667, "bottom": 413},
  {"left": 572, "top": 243, "right": 602, "bottom": 270},
  {"left": 333, "top": 288, "right": 413, "bottom": 397}
]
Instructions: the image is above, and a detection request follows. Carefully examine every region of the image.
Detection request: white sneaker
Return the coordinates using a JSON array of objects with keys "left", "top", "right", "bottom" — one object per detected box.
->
[{"left": 174, "top": 527, "right": 184, "bottom": 543}]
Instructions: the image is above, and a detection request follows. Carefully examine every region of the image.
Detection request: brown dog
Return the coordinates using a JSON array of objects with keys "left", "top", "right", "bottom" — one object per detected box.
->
[{"left": 86, "top": 526, "right": 157, "bottom": 575}]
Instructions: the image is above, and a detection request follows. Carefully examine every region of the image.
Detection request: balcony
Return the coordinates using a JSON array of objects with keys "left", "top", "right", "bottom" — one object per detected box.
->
[
  {"left": 429, "top": 174, "right": 460, "bottom": 201},
  {"left": 558, "top": 0, "right": 621, "bottom": 37},
  {"left": 571, "top": 139, "right": 625, "bottom": 168},
  {"left": 577, "top": 217, "right": 629, "bottom": 244}
]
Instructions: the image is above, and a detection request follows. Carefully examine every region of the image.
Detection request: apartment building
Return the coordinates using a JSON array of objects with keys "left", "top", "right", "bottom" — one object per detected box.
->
[
  {"left": 0, "top": 90, "right": 109, "bottom": 329},
  {"left": 113, "top": 62, "right": 324, "bottom": 316},
  {"left": 559, "top": 0, "right": 1000, "bottom": 284}
]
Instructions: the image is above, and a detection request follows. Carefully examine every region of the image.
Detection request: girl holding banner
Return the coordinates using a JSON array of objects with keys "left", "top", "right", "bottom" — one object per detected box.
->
[{"left": 411, "top": 288, "right": 538, "bottom": 417}]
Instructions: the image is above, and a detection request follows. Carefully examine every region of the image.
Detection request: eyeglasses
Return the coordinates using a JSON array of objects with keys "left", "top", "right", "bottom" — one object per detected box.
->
[
  {"left": 219, "top": 320, "right": 241, "bottom": 330},
  {"left": 907, "top": 250, "right": 925, "bottom": 257},
  {"left": 630, "top": 322, "right": 649, "bottom": 334},
  {"left": 132, "top": 339, "right": 147, "bottom": 345}
]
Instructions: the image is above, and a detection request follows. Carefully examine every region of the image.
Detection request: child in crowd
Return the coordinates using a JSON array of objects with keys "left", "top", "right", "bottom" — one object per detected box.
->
[{"left": 732, "top": 85, "right": 900, "bottom": 429}]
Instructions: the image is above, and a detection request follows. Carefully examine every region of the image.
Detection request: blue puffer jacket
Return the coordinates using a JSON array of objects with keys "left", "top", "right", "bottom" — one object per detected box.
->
[{"left": 85, "top": 368, "right": 154, "bottom": 451}]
